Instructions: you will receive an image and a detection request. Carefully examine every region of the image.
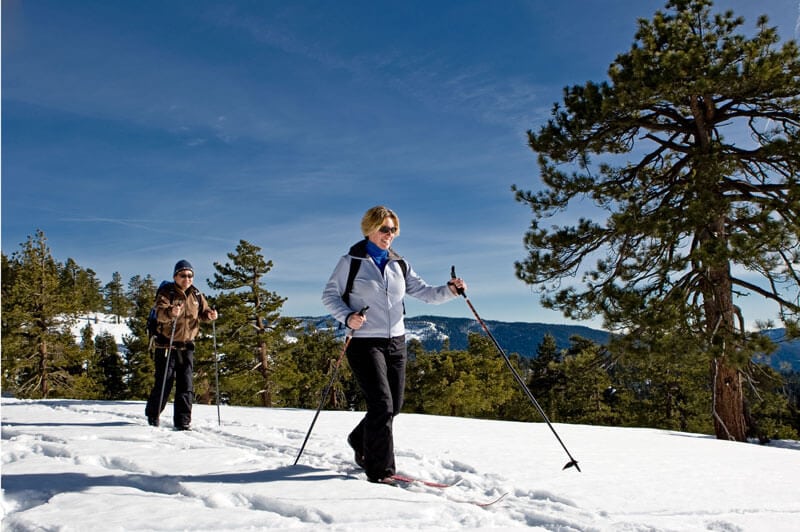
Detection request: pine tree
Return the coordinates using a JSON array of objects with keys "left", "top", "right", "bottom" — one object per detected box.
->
[
  {"left": 464, "top": 333, "right": 519, "bottom": 419},
  {"left": 744, "top": 362, "right": 799, "bottom": 441},
  {"left": 60, "top": 258, "right": 104, "bottom": 312},
  {"left": 556, "top": 341, "right": 617, "bottom": 425},
  {"left": 514, "top": 0, "right": 800, "bottom": 440},
  {"left": 2, "top": 253, "right": 23, "bottom": 387},
  {"left": 104, "top": 272, "right": 131, "bottom": 324},
  {"left": 96, "top": 332, "right": 125, "bottom": 399},
  {"left": 273, "top": 326, "right": 356, "bottom": 409},
  {"left": 80, "top": 323, "right": 95, "bottom": 359},
  {"left": 527, "top": 333, "right": 563, "bottom": 421},
  {"left": 208, "top": 240, "right": 296, "bottom": 407},
  {"left": 404, "top": 334, "right": 516, "bottom": 419},
  {"left": 122, "top": 275, "right": 157, "bottom": 399},
  {"left": 70, "top": 322, "right": 102, "bottom": 399},
  {"left": 1, "top": 230, "right": 80, "bottom": 397},
  {"left": 611, "top": 326, "right": 712, "bottom": 432}
]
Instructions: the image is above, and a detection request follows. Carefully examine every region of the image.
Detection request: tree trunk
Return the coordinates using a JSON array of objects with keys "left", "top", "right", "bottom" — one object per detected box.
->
[
  {"left": 39, "top": 339, "right": 49, "bottom": 398},
  {"left": 257, "top": 339, "right": 271, "bottom": 407},
  {"left": 701, "top": 219, "right": 747, "bottom": 441},
  {"left": 711, "top": 357, "right": 747, "bottom": 440}
]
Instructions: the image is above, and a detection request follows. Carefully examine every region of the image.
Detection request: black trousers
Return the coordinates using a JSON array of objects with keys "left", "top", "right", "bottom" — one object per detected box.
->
[
  {"left": 145, "top": 346, "right": 194, "bottom": 427},
  {"left": 346, "top": 335, "right": 406, "bottom": 481}
]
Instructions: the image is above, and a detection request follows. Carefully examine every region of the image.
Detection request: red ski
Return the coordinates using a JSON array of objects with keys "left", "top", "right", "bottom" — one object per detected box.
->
[{"left": 378, "top": 474, "right": 507, "bottom": 507}]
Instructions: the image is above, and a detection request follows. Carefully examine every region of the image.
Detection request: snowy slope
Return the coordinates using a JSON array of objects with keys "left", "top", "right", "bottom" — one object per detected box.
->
[
  {"left": 70, "top": 313, "right": 132, "bottom": 350},
  {"left": 2, "top": 398, "right": 799, "bottom": 531}
]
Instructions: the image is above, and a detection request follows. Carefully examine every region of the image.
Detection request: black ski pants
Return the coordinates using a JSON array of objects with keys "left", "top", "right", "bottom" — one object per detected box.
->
[
  {"left": 145, "top": 345, "right": 194, "bottom": 427},
  {"left": 346, "top": 335, "right": 406, "bottom": 481}
]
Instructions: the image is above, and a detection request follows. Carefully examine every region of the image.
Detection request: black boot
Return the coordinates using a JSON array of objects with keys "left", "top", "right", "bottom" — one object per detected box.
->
[{"left": 347, "top": 433, "right": 365, "bottom": 469}]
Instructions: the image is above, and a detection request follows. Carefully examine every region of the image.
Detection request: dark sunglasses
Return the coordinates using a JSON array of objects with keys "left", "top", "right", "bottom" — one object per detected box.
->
[
  {"left": 378, "top": 226, "right": 397, "bottom": 234},
  {"left": 177, "top": 272, "right": 194, "bottom": 279}
]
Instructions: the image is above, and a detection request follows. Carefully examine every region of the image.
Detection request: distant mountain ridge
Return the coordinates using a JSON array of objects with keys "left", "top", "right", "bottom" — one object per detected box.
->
[
  {"left": 303, "top": 315, "right": 611, "bottom": 357},
  {"left": 302, "top": 315, "right": 799, "bottom": 371},
  {"left": 403, "top": 315, "right": 611, "bottom": 357},
  {"left": 759, "top": 328, "right": 800, "bottom": 372}
]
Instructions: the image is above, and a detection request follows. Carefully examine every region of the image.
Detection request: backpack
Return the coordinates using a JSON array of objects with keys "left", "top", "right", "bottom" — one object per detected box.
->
[
  {"left": 342, "top": 257, "right": 408, "bottom": 308},
  {"left": 146, "top": 281, "right": 201, "bottom": 343}
]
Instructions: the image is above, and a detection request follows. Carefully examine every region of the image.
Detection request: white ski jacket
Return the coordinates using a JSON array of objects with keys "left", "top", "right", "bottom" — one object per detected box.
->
[{"left": 322, "top": 239, "right": 456, "bottom": 338}]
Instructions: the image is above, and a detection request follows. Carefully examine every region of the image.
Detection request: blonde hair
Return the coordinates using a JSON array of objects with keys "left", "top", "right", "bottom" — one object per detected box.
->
[{"left": 361, "top": 205, "right": 400, "bottom": 237}]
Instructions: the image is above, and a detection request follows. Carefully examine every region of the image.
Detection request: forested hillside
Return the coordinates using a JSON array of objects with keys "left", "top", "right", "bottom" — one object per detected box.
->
[{"left": 3, "top": 230, "right": 799, "bottom": 441}]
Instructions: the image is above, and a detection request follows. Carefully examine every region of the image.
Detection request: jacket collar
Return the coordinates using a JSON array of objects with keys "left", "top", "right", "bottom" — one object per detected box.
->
[{"left": 348, "top": 238, "right": 402, "bottom": 261}]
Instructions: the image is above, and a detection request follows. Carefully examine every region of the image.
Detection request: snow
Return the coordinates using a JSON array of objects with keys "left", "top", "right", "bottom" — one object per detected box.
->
[
  {"left": 404, "top": 320, "right": 449, "bottom": 345},
  {"left": 70, "top": 313, "right": 132, "bottom": 350},
  {"left": 2, "top": 399, "right": 799, "bottom": 531}
]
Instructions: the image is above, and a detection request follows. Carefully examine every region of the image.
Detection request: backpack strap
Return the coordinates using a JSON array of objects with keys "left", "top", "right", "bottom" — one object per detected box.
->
[
  {"left": 342, "top": 258, "right": 361, "bottom": 307},
  {"left": 397, "top": 259, "right": 407, "bottom": 315}
]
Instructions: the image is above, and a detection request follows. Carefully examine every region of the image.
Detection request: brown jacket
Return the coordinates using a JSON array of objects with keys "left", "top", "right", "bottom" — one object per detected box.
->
[{"left": 154, "top": 282, "right": 211, "bottom": 344}]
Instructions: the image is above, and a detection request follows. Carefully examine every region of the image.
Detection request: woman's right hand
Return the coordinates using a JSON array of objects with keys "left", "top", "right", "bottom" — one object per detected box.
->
[{"left": 347, "top": 312, "right": 366, "bottom": 330}]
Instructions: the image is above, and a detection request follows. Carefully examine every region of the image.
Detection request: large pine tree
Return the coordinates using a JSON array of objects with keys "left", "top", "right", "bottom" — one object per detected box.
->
[
  {"left": 208, "top": 240, "right": 296, "bottom": 407},
  {"left": 1, "top": 230, "right": 80, "bottom": 397},
  {"left": 514, "top": 0, "right": 799, "bottom": 440}
]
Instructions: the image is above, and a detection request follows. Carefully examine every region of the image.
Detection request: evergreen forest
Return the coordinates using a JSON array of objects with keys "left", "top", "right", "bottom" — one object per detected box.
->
[{"left": 3, "top": 229, "right": 798, "bottom": 441}]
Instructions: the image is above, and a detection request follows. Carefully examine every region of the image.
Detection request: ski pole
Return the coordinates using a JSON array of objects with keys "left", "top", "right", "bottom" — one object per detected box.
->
[
  {"left": 157, "top": 304, "right": 182, "bottom": 424},
  {"left": 294, "top": 306, "right": 368, "bottom": 466},
  {"left": 451, "top": 266, "right": 580, "bottom": 472},
  {"left": 212, "top": 314, "right": 221, "bottom": 426}
]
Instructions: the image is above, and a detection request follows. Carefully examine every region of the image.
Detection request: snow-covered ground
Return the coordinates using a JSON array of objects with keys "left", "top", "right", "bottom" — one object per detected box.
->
[
  {"left": 2, "top": 398, "right": 799, "bottom": 531},
  {"left": 70, "top": 313, "right": 132, "bottom": 350}
]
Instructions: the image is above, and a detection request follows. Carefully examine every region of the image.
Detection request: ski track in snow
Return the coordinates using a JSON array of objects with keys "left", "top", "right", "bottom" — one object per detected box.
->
[{"left": 1, "top": 399, "right": 609, "bottom": 531}]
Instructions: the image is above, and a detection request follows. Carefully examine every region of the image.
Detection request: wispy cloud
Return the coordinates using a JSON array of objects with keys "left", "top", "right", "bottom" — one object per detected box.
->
[
  {"left": 209, "top": 4, "right": 547, "bottom": 136},
  {"left": 56, "top": 216, "right": 230, "bottom": 245}
]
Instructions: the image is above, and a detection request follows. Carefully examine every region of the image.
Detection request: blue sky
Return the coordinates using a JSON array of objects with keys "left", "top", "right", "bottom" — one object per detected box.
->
[{"left": 3, "top": 0, "right": 799, "bottom": 327}]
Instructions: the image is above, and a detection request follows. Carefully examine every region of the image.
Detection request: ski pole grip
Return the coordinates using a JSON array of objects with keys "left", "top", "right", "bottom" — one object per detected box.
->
[
  {"left": 346, "top": 306, "right": 369, "bottom": 330},
  {"left": 450, "top": 266, "right": 465, "bottom": 296}
]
